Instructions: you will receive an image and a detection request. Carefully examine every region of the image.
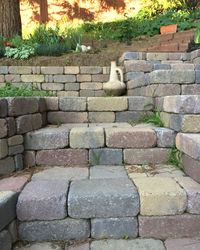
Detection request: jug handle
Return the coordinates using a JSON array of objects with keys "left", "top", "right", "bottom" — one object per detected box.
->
[{"left": 116, "top": 67, "right": 124, "bottom": 83}]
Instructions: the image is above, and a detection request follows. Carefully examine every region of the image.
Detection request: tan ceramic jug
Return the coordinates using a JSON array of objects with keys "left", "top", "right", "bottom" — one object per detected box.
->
[{"left": 103, "top": 61, "right": 126, "bottom": 96}]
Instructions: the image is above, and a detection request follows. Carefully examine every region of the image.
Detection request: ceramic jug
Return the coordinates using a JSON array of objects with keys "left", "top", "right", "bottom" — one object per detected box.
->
[{"left": 103, "top": 61, "right": 126, "bottom": 96}]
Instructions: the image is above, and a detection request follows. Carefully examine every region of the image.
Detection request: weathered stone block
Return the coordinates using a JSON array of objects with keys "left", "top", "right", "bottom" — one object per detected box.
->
[
  {"left": 165, "top": 238, "right": 200, "bottom": 250},
  {"left": 45, "top": 97, "right": 58, "bottom": 111},
  {"left": 68, "top": 179, "right": 139, "bottom": 218},
  {"left": 0, "top": 175, "right": 29, "bottom": 192},
  {"left": 19, "top": 219, "right": 90, "bottom": 241},
  {"left": 0, "top": 139, "right": 8, "bottom": 159},
  {"left": 0, "top": 230, "right": 12, "bottom": 250},
  {"left": 70, "top": 127, "right": 104, "bottom": 148},
  {"left": 0, "top": 66, "right": 8, "bottom": 74},
  {"left": 80, "top": 82, "right": 102, "bottom": 90},
  {"left": 8, "top": 135, "right": 23, "bottom": 146},
  {"left": 182, "top": 154, "right": 200, "bottom": 184},
  {"left": 91, "top": 217, "right": 138, "bottom": 239},
  {"left": 0, "top": 157, "right": 15, "bottom": 175},
  {"left": 21, "top": 75, "right": 44, "bottom": 82},
  {"left": 48, "top": 112, "right": 88, "bottom": 124},
  {"left": 7, "top": 97, "right": 39, "bottom": 116},
  {"left": 36, "top": 149, "right": 88, "bottom": 166},
  {"left": 17, "top": 180, "right": 69, "bottom": 221},
  {"left": 145, "top": 84, "right": 181, "bottom": 97},
  {"left": 88, "top": 97, "right": 127, "bottom": 111},
  {"left": 106, "top": 128, "right": 156, "bottom": 148},
  {"left": 80, "top": 66, "right": 102, "bottom": 74},
  {"left": 54, "top": 75, "right": 76, "bottom": 83},
  {"left": 24, "top": 151, "right": 35, "bottom": 168},
  {"left": 91, "top": 239, "right": 165, "bottom": 250},
  {"left": 147, "top": 52, "right": 169, "bottom": 61},
  {"left": 25, "top": 127, "right": 68, "bottom": 150},
  {"left": 176, "top": 177, "right": 200, "bottom": 214},
  {"left": 89, "top": 112, "right": 115, "bottom": 123},
  {"left": 67, "top": 243, "right": 89, "bottom": 250},
  {"left": 91, "top": 74, "right": 109, "bottom": 82},
  {"left": 124, "top": 60, "right": 153, "bottom": 72},
  {"left": 9, "top": 66, "right": 32, "bottom": 74},
  {"left": 32, "top": 167, "right": 88, "bottom": 181},
  {"left": 89, "top": 148, "right": 122, "bottom": 165},
  {"left": 124, "top": 148, "right": 169, "bottom": 164},
  {"left": 0, "top": 99, "right": 7, "bottom": 117},
  {"left": 59, "top": 97, "right": 86, "bottom": 111},
  {"left": 126, "top": 73, "right": 146, "bottom": 89},
  {"left": 176, "top": 133, "right": 200, "bottom": 160},
  {"left": 9, "top": 145, "right": 24, "bottom": 156},
  {"left": 128, "top": 97, "right": 154, "bottom": 111},
  {"left": 14, "top": 154, "right": 24, "bottom": 170},
  {"left": 64, "top": 66, "right": 79, "bottom": 74},
  {"left": 14, "top": 242, "right": 62, "bottom": 250},
  {"left": 90, "top": 165, "right": 128, "bottom": 179},
  {"left": 0, "top": 191, "right": 18, "bottom": 231},
  {"left": 16, "top": 113, "right": 42, "bottom": 134},
  {"left": 134, "top": 177, "right": 187, "bottom": 216},
  {"left": 65, "top": 82, "right": 80, "bottom": 91},
  {"left": 116, "top": 111, "right": 152, "bottom": 122},
  {"left": 182, "top": 84, "right": 200, "bottom": 95},
  {"left": 154, "top": 128, "right": 176, "bottom": 147},
  {"left": 5, "top": 74, "right": 21, "bottom": 82},
  {"left": 139, "top": 214, "right": 200, "bottom": 239},
  {"left": 0, "top": 119, "right": 7, "bottom": 138},
  {"left": 41, "top": 66, "right": 63, "bottom": 74},
  {"left": 42, "top": 83, "right": 64, "bottom": 91}
]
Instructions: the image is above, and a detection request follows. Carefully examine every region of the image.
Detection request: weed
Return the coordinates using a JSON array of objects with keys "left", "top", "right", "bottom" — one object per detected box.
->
[
  {"left": 141, "top": 110, "right": 164, "bottom": 127},
  {"left": 168, "top": 145, "right": 183, "bottom": 169}
]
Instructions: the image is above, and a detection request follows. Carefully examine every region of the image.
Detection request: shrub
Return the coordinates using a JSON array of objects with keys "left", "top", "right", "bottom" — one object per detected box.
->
[
  {"left": 0, "top": 83, "right": 54, "bottom": 97},
  {"left": 35, "top": 43, "right": 71, "bottom": 56},
  {"left": 4, "top": 45, "right": 35, "bottom": 59}
]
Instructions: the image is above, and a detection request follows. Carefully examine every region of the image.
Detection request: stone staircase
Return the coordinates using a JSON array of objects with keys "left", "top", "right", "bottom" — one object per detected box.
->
[{"left": 1, "top": 96, "right": 200, "bottom": 250}]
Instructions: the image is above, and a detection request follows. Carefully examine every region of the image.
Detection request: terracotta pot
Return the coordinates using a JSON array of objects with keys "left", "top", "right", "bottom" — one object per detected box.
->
[{"left": 160, "top": 24, "right": 177, "bottom": 34}]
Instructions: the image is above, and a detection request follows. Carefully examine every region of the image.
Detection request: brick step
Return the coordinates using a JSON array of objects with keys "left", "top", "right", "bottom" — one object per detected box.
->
[
  {"left": 24, "top": 123, "right": 176, "bottom": 167},
  {"left": 2, "top": 164, "right": 198, "bottom": 243}
]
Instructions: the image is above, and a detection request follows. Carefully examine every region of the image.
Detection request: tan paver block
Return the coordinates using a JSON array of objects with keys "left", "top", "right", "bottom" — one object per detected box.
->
[
  {"left": 88, "top": 97, "right": 128, "bottom": 111},
  {"left": 133, "top": 177, "right": 187, "bottom": 216}
]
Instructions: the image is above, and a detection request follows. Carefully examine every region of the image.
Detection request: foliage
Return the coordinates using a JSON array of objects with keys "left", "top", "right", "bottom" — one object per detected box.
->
[
  {"left": 168, "top": 145, "right": 183, "bottom": 169},
  {"left": 142, "top": 110, "right": 164, "bottom": 127},
  {"left": 194, "top": 25, "right": 200, "bottom": 44},
  {"left": 0, "top": 83, "right": 54, "bottom": 97},
  {"left": 0, "top": 36, "right": 5, "bottom": 58},
  {"left": 4, "top": 45, "right": 35, "bottom": 59}
]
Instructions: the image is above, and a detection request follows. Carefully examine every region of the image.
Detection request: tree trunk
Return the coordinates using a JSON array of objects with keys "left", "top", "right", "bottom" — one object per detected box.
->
[
  {"left": 40, "top": 0, "right": 48, "bottom": 24},
  {"left": 0, "top": 0, "right": 22, "bottom": 38}
]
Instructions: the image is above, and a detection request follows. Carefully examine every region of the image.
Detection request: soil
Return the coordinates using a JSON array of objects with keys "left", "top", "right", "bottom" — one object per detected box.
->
[{"left": 0, "top": 36, "right": 159, "bottom": 66}]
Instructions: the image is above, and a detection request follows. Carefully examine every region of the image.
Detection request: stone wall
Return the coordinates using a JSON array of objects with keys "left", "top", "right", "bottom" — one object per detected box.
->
[{"left": 0, "top": 97, "right": 46, "bottom": 176}]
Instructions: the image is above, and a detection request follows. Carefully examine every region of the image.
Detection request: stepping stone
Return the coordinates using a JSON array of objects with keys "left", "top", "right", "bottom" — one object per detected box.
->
[
  {"left": 32, "top": 167, "right": 88, "bottom": 181},
  {"left": 19, "top": 219, "right": 90, "bottom": 241},
  {"left": 24, "top": 126, "right": 69, "bottom": 150},
  {"left": 105, "top": 128, "right": 157, "bottom": 148},
  {"left": 90, "top": 166, "right": 128, "bottom": 179},
  {"left": 70, "top": 127, "right": 104, "bottom": 149},
  {"left": 17, "top": 180, "right": 69, "bottom": 221},
  {"left": 0, "top": 191, "right": 18, "bottom": 231},
  {"left": 68, "top": 179, "right": 139, "bottom": 218},
  {"left": 90, "top": 239, "right": 165, "bottom": 250},
  {"left": 133, "top": 177, "right": 187, "bottom": 216},
  {"left": 14, "top": 242, "right": 62, "bottom": 250},
  {"left": 165, "top": 238, "right": 200, "bottom": 250},
  {"left": 0, "top": 175, "right": 30, "bottom": 192}
]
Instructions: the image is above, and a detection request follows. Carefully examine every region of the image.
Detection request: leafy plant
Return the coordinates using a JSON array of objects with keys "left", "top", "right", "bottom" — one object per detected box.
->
[
  {"left": 4, "top": 45, "right": 35, "bottom": 59},
  {"left": 168, "top": 145, "right": 183, "bottom": 169},
  {"left": 194, "top": 26, "right": 200, "bottom": 44},
  {"left": 0, "top": 83, "right": 54, "bottom": 97},
  {"left": 35, "top": 43, "right": 70, "bottom": 56},
  {"left": 142, "top": 110, "right": 164, "bottom": 127}
]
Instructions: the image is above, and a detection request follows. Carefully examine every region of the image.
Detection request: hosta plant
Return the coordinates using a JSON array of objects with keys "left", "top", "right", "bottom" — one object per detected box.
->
[{"left": 4, "top": 45, "right": 35, "bottom": 59}]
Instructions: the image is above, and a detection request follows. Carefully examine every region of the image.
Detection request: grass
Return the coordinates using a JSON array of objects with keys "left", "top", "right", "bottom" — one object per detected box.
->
[
  {"left": 141, "top": 110, "right": 164, "bottom": 127},
  {"left": 168, "top": 145, "right": 183, "bottom": 169},
  {"left": 0, "top": 83, "right": 55, "bottom": 97}
]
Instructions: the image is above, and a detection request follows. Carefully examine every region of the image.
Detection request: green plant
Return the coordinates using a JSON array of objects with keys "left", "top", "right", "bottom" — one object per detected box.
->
[
  {"left": 0, "top": 83, "right": 54, "bottom": 97},
  {"left": 141, "top": 110, "right": 164, "bottom": 127},
  {"left": 194, "top": 26, "right": 200, "bottom": 44},
  {"left": 35, "top": 43, "right": 70, "bottom": 56},
  {"left": 168, "top": 145, "right": 183, "bottom": 169},
  {"left": 4, "top": 45, "right": 35, "bottom": 59}
]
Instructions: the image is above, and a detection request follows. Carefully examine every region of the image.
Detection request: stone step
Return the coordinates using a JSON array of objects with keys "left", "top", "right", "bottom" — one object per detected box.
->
[{"left": 13, "top": 164, "right": 200, "bottom": 242}]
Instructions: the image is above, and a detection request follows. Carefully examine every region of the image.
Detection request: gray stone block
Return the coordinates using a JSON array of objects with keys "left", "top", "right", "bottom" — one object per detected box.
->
[
  {"left": 0, "top": 139, "right": 8, "bottom": 159},
  {"left": 17, "top": 180, "right": 69, "bottom": 221},
  {"left": 9, "top": 145, "right": 24, "bottom": 156},
  {"left": 89, "top": 149, "right": 122, "bottom": 165},
  {"left": 0, "top": 119, "right": 7, "bottom": 138},
  {"left": 14, "top": 154, "right": 24, "bottom": 171},
  {"left": 0, "top": 230, "right": 12, "bottom": 250},
  {"left": 90, "top": 166, "right": 128, "bottom": 179},
  {"left": 19, "top": 219, "right": 90, "bottom": 241},
  {"left": 16, "top": 113, "right": 42, "bottom": 134},
  {"left": 128, "top": 97, "right": 154, "bottom": 111},
  {"left": 90, "top": 239, "right": 165, "bottom": 250},
  {"left": 59, "top": 97, "right": 87, "bottom": 111},
  {"left": 0, "top": 157, "right": 15, "bottom": 176},
  {"left": 116, "top": 111, "right": 152, "bottom": 123},
  {"left": 0, "top": 191, "right": 18, "bottom": 231},
  {"left": 25, "top": 127, "right": 69, "bottom": 150},
  {"left": 0, "top": 99, "right": 8, "bottom": 118},
  {"left": 68, "top": 179, "right": 139, "bottom": 218},
  {"left": 7, "top": 220, "right": 17, "bottom": 243},
  {"left": 154, "top": 128, "right": 176, "bottom": 147},
  {"left": 14, "top": 242, "right": 62, "bottom": 250},
  {"left": 91, "top": 217, "right": 138, "bottom": 239}
]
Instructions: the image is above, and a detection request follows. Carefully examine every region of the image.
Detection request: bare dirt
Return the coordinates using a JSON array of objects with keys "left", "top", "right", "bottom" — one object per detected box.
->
[{"left": 0, "top": 36, "right": 158, "bottom": 66}]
